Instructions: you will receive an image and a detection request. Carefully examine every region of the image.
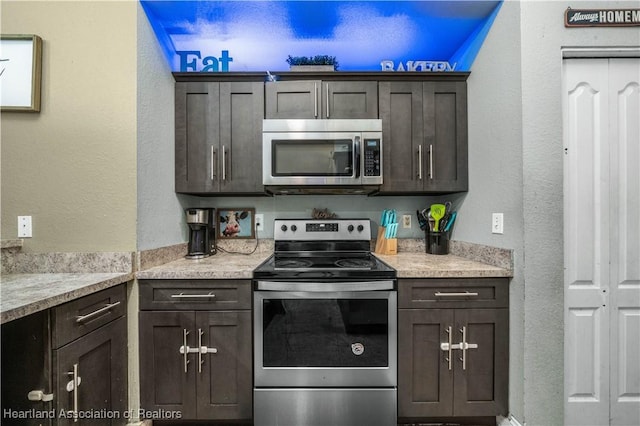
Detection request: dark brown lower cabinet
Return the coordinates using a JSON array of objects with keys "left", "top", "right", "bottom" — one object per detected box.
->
[
  {"left": 1, "top": 284, "right": 128, "bottom": 426},
  {"left": 54, "top": 316, "right": 127, "bottom": 426},
  {"left": 398, "top": 278, "right": 509, "bottom": 422},
  {"left": 139, "top": 309, "right": 252, "bottom": 421}
]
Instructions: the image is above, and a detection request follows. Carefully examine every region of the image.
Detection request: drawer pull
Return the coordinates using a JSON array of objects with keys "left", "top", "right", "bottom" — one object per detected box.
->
[
  {"left": 171, "top": 292, "right": 216, "bottom": 299},
  {"left": 75, "top": 301, "right": 121, "bottom": 323},
  {"left": 434, "top": 291, "right": 479, "bottom": 297}
]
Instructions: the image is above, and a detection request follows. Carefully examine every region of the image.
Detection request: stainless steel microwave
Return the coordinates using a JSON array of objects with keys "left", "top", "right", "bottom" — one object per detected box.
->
[{"left": 262, "top": 119, "right": 383, "bottom": 194}]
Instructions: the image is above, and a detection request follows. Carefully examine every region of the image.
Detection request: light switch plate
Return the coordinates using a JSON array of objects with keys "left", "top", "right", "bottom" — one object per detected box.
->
[{"left": 492, "top": 213, "right": 504, "bottom": 234}]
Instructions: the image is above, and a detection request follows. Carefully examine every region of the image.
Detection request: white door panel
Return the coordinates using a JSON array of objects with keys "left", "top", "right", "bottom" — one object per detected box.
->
[
  {"left": 609, "top": 58, "right": 640, "bottom": 426},
  {"left": 564, "top": 57, "right": 640, "bottom": 426},
  {"left": 564, "top": 58, "right": 610, "bottom": 425}
]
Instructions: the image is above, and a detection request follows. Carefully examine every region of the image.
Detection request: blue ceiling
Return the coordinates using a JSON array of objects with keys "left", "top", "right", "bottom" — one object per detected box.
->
[{"left": 140, "top": 0, "right": 502, "bottom": 72}]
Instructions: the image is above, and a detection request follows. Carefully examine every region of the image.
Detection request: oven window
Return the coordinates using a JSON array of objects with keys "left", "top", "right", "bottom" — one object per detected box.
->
[
  {"left": 262, "top": 298, "right": 388, "bottom": 367},
  {"left": 272, "top": 140, "right": 353, "bottom": 176}
]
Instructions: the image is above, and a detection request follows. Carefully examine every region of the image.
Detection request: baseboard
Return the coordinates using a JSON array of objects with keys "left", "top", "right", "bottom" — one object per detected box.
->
[{"left": 498, "top": 414, "right": 524, "bottom": 426}]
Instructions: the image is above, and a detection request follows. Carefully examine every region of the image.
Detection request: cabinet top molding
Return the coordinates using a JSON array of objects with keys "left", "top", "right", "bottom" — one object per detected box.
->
[{"left": 172, "top": 71, "right": 471, "bottom": 83}]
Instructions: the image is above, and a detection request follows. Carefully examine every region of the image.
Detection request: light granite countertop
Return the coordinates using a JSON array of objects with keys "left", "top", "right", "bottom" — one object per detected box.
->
[
  {"left": 135, "top": 251, "right": 511, "bottom": 280},
  {"left": 1, "top": 272, "right": 134, "bottom": 324},
  {"left": 374, "top": 252, "right": 512, "bottom": 278},
  {"left": 136, "top": 251, "right": 272, "bottom": 280}
]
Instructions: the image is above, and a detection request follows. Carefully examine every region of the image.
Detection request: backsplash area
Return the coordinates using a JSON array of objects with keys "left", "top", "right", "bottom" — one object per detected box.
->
[{"left": 1, "top": 240, "right": 134, "bottom": 275}]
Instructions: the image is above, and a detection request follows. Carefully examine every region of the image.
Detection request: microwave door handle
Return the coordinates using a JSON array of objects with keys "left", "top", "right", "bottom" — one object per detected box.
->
[{"left": 354, "top": 138, "right": 361, "bottom": 178}]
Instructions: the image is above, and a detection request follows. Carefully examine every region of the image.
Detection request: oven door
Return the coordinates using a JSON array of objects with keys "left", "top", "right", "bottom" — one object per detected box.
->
[
  {"left": 263, "top": 132, "right": 361, "bottom": 185},
  {"left": 254, "top": 281, "right": 397, "bottom": 388}
]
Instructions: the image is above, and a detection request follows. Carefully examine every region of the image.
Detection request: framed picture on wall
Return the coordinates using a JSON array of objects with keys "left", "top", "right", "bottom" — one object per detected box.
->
[
  {"left": 217, "top": 208, "right": 255, "bottom": 239},
  {"left": 0, "top": 34, "right": 43, "bottom": 112}
]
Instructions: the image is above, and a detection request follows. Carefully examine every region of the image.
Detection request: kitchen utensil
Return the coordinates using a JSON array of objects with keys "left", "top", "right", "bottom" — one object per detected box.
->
[
  {"left": 430, "top": 204, "right": 446, "bottom": 232},
  {"left": 416, "top": 210, "right": 428, "bottom": 231},
  {"left": 444, "top": 211, "right": 457, "bottom": 232},
  {"left": 427, "top": 212, "right": 436, "bottom": 232}
]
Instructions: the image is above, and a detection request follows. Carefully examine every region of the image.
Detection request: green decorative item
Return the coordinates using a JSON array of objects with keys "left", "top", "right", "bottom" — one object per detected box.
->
[{"left": 286, "top": 55, "right": 339, "bottom": 70}]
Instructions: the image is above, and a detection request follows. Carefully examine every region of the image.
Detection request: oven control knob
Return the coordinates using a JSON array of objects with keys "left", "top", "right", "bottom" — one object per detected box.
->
[
  {"left": 281, "top": 225, "right": 288, "bottom": 232},
  {"left": 357, "top": 225, "right": 364, "bottom": 232},
  {"left": 348, "top": 224, "right": 354, "bottom": 232},
  {"left": 291, "top": 225, "right": 297, "bottom": 232}
]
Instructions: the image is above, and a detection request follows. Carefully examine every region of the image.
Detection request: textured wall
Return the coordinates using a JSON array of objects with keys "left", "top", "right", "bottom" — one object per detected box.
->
[
  {"left": 136, "top": 1, "right": 184, "bottom": 251},
  {"left": 460, "top": 1, "right": 526, "bottom": 421},
  {"left": 1, "top": 1, "right": 137, "bottom": 252},
  {"left": 520, "top": 2, "right": 639, "bottom": 425}
]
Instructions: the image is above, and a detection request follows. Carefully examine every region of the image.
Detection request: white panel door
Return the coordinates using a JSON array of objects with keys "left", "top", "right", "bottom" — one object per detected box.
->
[
  {"left": 608, "top": 58, "right": 640, "bottom": 426},
  {"left": 563, "top": 57, "right": 640, "bottom": 426}
]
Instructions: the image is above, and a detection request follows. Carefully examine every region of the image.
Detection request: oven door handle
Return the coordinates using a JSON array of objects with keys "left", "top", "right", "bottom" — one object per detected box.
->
[{"left": 256, "top": 280, "right": 395, "bottom": 292}]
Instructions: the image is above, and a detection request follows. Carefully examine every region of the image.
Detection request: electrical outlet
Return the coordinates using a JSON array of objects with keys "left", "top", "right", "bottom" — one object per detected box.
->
[
  {"left": 18, "top": 216, "right": 32, "bottom": 238},
  {"left": 402, "top": 214, "right": 411, "bottom": 229},
  {"left": 255, "top": 214, "right": 264, "bottom": 231},
  {"left": 492, "top": 213, "right": 504, "bottom": 234}
]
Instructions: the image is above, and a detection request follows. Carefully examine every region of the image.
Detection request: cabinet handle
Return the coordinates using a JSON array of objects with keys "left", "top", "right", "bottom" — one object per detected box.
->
[
  {"left": 444, "top": 326, "right": 453, "bottom": 370},
  {"left": 417, "top": 145, "right": 423, "bottom": 180},
  {"left": 428, "top": 144, "right": 434, "bottom": 179},
  {"left": 314, "top": 82, "right": 318, "bottom": 118},
  {"left": 181, "top": 329, "right": 190, "bottom": 373},
  {"left": 75, "top": 301, "right": 121, "bottom": 323},
  {"left": 66, "top": 363, "right": 80, "bottom": 422},
  {"left": 326, "top": 83, "right": 330, "bottom": 118},
  {"left": 222, "top": 145, "right": 227, "bottom": 181},
  {"left": 196, "top": 328, "right": 218, "bottom": 374},
  {"left": 434, "top": 291, "right": 479, "bottom": 297},
  {"left": 458, "top": 326, "right": 479, "bottom": 370},
  {"left": 198, "top": 328, "right": 204, "bottom": 373},
  {"left": 210, "top": 145, "right": 216, "bottom": 180},
  {"left": 171, "top": 292, "right": 216, "bottom": 299}
]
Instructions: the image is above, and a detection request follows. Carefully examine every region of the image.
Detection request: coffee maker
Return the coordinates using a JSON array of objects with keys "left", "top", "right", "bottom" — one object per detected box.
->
[{"left": 185, "top": 208, "right": 216, "bottom": 259}]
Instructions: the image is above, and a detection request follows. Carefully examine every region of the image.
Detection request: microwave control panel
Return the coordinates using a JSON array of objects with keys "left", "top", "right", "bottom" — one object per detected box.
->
[{"left": 363, "top": 139, "right": 381, "bottom": 177}]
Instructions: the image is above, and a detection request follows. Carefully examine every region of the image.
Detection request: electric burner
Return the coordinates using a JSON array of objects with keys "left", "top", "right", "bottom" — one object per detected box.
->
[
  {"left": 335, "top": 258, "right": 375, "bottom": 269},
  {"left": 274, "top": 259, "right": 314, "bottom": 269}
]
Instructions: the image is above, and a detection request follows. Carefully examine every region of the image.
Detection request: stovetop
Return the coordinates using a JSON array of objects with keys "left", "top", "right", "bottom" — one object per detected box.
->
[
  {"left": 252, "top": 218, "right": 397, "bottom": 280},
  {"left": 253, "top": 252, "right": 396, "bottom": 280}
]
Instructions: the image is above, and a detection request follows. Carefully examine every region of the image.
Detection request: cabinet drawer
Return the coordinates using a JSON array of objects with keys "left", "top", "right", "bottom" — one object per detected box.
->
[
  {"left": 52, "top": 284, "right": 126, "bottom": 348},
  {"left": 398, "top": 278, "right": 508, "bottom": 309},
  {"left": 139, "top": 279, "right": 251, "bottom": 311}
]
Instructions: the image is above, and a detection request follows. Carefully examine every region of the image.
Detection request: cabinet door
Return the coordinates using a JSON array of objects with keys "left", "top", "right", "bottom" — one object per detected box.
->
[
  {"left": 423, "top": 81, "right": 468, "bottom": 192},
  {"left": 398, "top": 308, "right": 454, "bottom": 417},
  {"left": 1, "top": 311, "right": 52, "bottom": 426},
  {"left": 452, "top": 309, "right": 508, "bottom": 417},
  {"left": 379, "top": 81, "right": 424, "bottom": 192},
  {"left": 196, "top": 311, "right": 252, "bottom": 420},
  {"left": 324, "top": 81, "right": 378, "bottom": 119},
  {"left": 265, "top": 80, "right": 321, "bottom": 119},
  {"left": 266, "top": 80, "right": 378, "bottom": 119},
  {"left": 175, "top": 82, "right": 220, "bottom": 193},
  {"left": 139, "top": 311, "right": 197, "bottom": 418},
  {"left": 54, "top": 316, "right": 127, "bottom": 425},
  {"left": 219, "top": 82, "right": 265, "bottom": 193}
]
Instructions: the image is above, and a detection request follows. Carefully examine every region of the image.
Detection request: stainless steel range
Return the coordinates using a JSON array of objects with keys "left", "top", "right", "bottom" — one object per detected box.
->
[{"left": 252, "top": 219, "right": 397, "bottom": 426}]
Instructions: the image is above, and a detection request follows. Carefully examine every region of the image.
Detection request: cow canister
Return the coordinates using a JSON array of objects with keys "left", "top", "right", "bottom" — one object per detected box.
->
[{"left": 185, "top": 208, "right": 216, "bottom": 259}]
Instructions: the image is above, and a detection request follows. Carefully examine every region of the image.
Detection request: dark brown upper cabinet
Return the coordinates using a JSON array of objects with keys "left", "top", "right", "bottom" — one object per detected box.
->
[
  {"left": 175, "top": 80, "right": 265, "bottom": 195},
  {"left": 265, "top": 80, "right": 378, "bottom": 119},
  {"left": 378, "top": 79, "right": 468, "bottom": 194}
]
